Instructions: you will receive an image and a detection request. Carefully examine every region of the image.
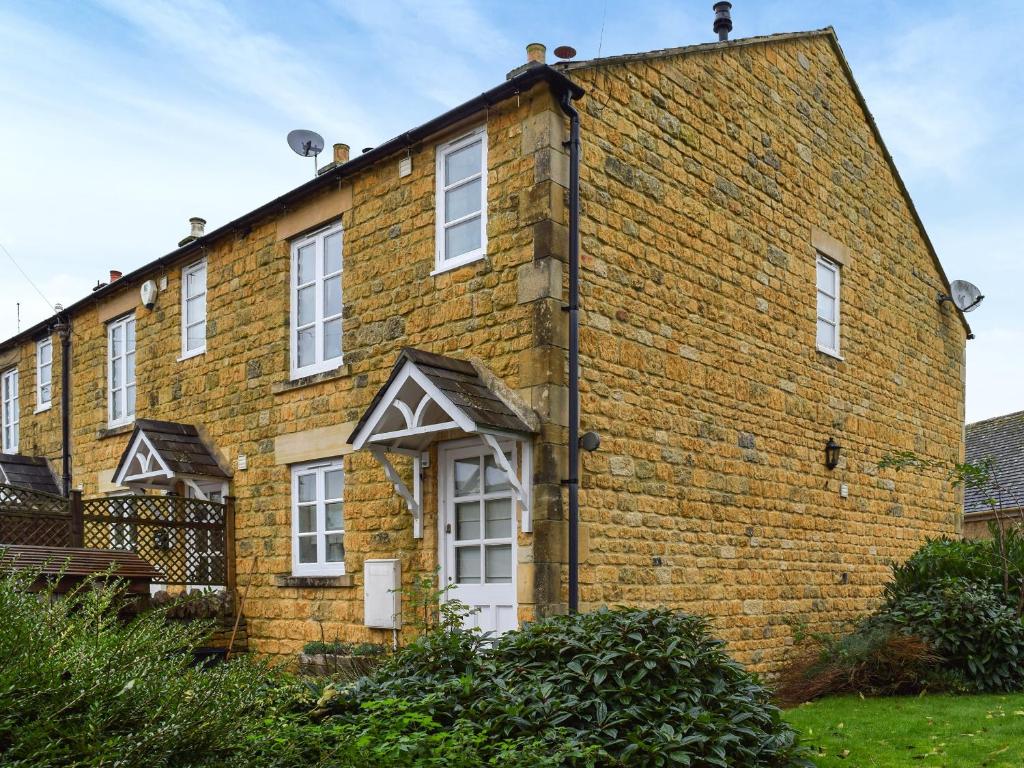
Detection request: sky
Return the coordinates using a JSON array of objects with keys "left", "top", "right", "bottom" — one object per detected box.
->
[{"left": 0, "top": 0, "right": 1021, "bottom": 423}]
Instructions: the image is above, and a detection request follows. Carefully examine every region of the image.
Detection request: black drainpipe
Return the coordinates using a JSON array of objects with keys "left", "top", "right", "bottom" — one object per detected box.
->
[
  {"left": 57, "top": 315, "right": 72, "bottom": 496},
  {"left": 559, "top": 89, "right": 581, "bottom": 614}
]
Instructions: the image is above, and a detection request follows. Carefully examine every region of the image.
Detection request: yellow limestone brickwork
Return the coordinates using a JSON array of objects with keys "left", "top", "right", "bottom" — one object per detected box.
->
[
  {"left": 2, "top": 81, "right": 569, "bottom": 657},
  {"left": 566, "top": 33, "right": 966, "bottom": 672},
  {"left": 0, "top": 33, "right": 968, "bottom": 673}
]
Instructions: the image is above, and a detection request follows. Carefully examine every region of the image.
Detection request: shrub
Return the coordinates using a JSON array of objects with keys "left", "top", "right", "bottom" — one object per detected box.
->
[
  {"left": 331, "top": 607, "right": 811, "bottom": 767},
  {"left": 302, "top": 639, "right": 386, "bottom": 656},
  {"left": 779, "top": 564, "right": 1024, "bottom": 703},
  {"left": 0, "top": 568, "right": 290, "bottom": 768},
  {"left": 873, "top": 580, "right": 1024, "bottom": 692},
  {"left": 775, "top": 624, "right": 940, "bottom": 706},
  {"left": 888, "top": 537, "right": 1001, "bottom": 598}
]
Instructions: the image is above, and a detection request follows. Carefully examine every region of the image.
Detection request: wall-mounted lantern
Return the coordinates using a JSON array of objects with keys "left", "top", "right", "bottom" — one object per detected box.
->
[{"left": 825, "top": 437, "right": 841, "bottom": 470}]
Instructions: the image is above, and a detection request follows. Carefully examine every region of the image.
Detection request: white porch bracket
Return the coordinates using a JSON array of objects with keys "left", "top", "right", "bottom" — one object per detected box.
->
[
  {"left": 369, "top": 446, "right": 423, "bottom": 539},
  {"left": 480, "top": 433, "right": 531, "bottom": 533}
]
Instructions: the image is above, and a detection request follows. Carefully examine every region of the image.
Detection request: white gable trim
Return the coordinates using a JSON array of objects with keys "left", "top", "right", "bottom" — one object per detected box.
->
[
  {"left": 114, "top": 430, "right": 174, "bottom": 486},
  {"left": 350, "top": 361, "right": 478, "bottom": 450}
]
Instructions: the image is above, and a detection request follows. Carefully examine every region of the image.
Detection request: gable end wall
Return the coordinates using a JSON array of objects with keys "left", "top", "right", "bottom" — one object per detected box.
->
[{"left": 571, "top": 34, "right": 966, "bottom": 672}]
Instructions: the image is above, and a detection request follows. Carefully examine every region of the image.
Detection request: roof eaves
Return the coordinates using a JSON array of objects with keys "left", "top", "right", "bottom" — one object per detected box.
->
[{"left": 0, "top": 65, "right": 584, "bottom": 354}]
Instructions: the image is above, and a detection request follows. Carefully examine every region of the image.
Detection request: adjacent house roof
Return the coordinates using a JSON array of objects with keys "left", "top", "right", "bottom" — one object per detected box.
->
[
  {"left": 0, "top": 64, "right": 583, "bottom": 355},
  {"left": 113, "top": 419, "right": 229, "bottom": 484},
  {"left": 965, "top": 410, "right": 1024, "bottom": 514},
  {"left": 556, "top": 27, "right": 971, "bottom": 338},
  {"left": 0, "top": 454, "right": 60, "bottom": 495}
]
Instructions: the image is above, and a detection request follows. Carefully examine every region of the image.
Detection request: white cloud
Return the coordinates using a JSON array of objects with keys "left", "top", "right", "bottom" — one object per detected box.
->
[
  {"left": 328, "top": 0, "right": 518, "bottom": 106},
  {"left": 854, "top": 12, "right": 1019, "bottom": 181}
]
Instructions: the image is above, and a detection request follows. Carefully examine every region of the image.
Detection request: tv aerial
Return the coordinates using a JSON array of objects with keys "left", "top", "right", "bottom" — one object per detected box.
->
[
  {"left": 287, "top": 129, "right": 325, "bottom": 177},
  {"left": 938, "top": 280, "right": 984, "bottom": 313}
]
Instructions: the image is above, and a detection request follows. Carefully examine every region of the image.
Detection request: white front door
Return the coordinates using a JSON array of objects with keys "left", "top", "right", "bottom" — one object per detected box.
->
[{"left": 439, "top": 440, "right": 518, "bottom": 636}]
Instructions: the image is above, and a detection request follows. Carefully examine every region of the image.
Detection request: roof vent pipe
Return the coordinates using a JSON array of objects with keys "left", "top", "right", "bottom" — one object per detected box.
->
[
  {"left": 189, "top": 217, "right": 206, "bottom": 238},
  {"left": 713, "top": 1, "right": 733, "bottom": 41}
]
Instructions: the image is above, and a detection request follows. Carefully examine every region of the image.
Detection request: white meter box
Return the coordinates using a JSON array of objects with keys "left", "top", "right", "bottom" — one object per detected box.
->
[{"left": 363, "top": 559, "right": 401, "bottom": 629}]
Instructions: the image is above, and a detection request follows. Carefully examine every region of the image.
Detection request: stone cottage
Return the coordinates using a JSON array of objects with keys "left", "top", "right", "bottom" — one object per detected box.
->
[{"left": 0, "top": 26, "right": 969, "bottom": 673}]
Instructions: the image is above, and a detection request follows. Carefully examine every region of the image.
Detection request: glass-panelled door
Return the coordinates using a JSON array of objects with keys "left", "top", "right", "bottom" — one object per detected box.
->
[{"left": 439, "top": 440, "right": 518, "bottom": 636}]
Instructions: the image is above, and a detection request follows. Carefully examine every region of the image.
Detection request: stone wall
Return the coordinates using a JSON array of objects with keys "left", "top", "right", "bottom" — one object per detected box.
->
[
  {"left": 568, "top": 33, "right": 966, "bottom": 672},
  {"left": 3, "top": 81, "right": 570, "bottom": 657}
]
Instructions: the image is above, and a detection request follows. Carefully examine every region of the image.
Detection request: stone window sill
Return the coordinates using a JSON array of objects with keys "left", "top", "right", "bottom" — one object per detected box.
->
[
  {"left": 273, "top": 366, "right": 350, "bottom": 395},
  {"left": 816, "top": 348, "right": 845, "bottom": 363},
  {"left": 274, "top": 573, "right": 354, "bottom": 588},
  {"left": 97, "top": 423, "right": 134, "bottom": 440}
]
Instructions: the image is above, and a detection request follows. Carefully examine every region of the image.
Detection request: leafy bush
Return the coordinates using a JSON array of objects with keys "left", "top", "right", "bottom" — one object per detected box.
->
[
  {"left": 330, "top": 607, "right": 811, "bottom": 767},
  {"left": 872, "top": 580, "right": 1024, "bottom": 692},
  {"left": 888, "top": 537, "right": 1002, "bottom": 598},
  {"left": 302, "top": 639, "right": 386, "bottom": 656},
  {"left": 780, "top": 539, "right": 1024, "bottom": 703},
  {"left": 0, "top": 568, "right": 291, "bottom": 768}
]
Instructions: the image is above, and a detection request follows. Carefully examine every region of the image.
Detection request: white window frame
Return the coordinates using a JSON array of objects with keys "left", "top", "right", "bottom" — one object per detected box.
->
[
  {"left": 1, "top": 368, "right": 18, "bottom": 454},
  {"left": 290, "top": 223, "right": 344, "bottom": 379},
  {"left": 180, "top": 258, "right": 207, "bottom": 359},
  {"left": 291, "top": 458, "right": 345, "bottom": 577},
  {"left": 35, "top": 337, "right": 52, "bottom": 412},
  {"left": 815, "top": 253, "right": 842, "bottom": 358},
  {"left": 107, "top": 313, "right": 136, "bottom": 428},
  {"left": 434, "top": 127, "right": 488, "bottom": 274}
]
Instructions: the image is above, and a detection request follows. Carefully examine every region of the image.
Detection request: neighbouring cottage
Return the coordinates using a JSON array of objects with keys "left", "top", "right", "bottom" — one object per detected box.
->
[
  {"left": 963, "top": 410, "right": 1024, "bottom": 539},
  {"left": 0, "top": 25, "right": 970, "bottom": 673}
]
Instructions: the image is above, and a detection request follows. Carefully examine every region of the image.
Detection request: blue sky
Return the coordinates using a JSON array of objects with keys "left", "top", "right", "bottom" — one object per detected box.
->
[{"left": 0, "top": 1, "right": 1021, "bottom": 422}]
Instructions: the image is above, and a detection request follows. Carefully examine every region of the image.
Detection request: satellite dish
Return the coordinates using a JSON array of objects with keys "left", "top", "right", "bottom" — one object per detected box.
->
[
  {"left": 941, "top": 280, "right": 985, "bottom": 313},
  {"left": 287, "top": 129, "right": 324, "bottom": 158},
  {"left": 287, "top": 129, "right": 325, "bottom": 177}
]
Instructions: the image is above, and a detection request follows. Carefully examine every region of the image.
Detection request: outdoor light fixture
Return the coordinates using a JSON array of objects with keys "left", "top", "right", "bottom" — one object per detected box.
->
[{"left": 825, "top": 437, "right": 841, "bottom": 470}]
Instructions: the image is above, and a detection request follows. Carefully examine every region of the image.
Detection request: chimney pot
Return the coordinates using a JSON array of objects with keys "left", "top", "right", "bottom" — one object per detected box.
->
[
  {"left": 109, "top": 270, "right": 123, "bottom": 282},
  {"left": 713, "top": 1, "right": 733, "bottom": 41},
  {"left": 526, "top": 43, "right": 546, "bottom": 65},
  {"left": 189, "top": 217, "right": 206, "bottom": 238},
  {"left": 333, "top": 143, "right": 350, "bottom": 164}
]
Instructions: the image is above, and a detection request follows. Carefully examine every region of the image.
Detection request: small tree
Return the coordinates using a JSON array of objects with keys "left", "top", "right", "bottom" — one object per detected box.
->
[{"left": 880, "top": 451, "right": 1024, "bottom": 613}]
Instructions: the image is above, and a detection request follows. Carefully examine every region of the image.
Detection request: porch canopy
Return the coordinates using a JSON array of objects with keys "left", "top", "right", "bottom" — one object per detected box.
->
[
  {"left": 112, "top": 419, "right": 230, "bottom": 499},
  {"left": 348, "top": 348, "right": 539, "bottom": 538},
  {"left": 0, "top": 454, "right": 61, "bottom": 495}
]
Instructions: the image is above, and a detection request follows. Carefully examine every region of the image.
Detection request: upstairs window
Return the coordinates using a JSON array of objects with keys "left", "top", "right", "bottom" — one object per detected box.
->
[
  {"left": 108, "top": 314, "right": 136, "bottom": 428},
  {"left": 291, "top": 459, "right": 345, "bottom": 576},
  {"left": 1, "top": 368, "right": 18, "bottom": 453},
  {"left": 816, "top": 254, "right": 841, "bottom": 357},
  {"left": 181, "top": 259, "right": 207, "bottom": 358},
  {"left": 435, "top": 128, "right": 487, "bottom": 272},
  {"left": 291, "top": 224, "right": 343, "bottom": 379},
  {"left": 36, "top": 337, "right": 52, "bottom": 411}
]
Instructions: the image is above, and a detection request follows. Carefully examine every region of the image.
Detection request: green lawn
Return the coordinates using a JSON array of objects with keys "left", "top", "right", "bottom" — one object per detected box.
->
[{"left": 785, "top": 694, "right": 1024, "bottom": 767}]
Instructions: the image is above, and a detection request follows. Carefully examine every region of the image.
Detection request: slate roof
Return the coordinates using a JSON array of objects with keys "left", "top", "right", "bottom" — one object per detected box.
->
[
  {"left": 0, "top": 454, "right": 60, "bottom": 495},
  {"left": 349, "top": 348, "right": 536, "bottom": 444},
  {"left": 114, "top": 419, "right": 229, "bottom": 481},
  {"left": 965, "top": 410, "right": 1024, "bottom": 514}
]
